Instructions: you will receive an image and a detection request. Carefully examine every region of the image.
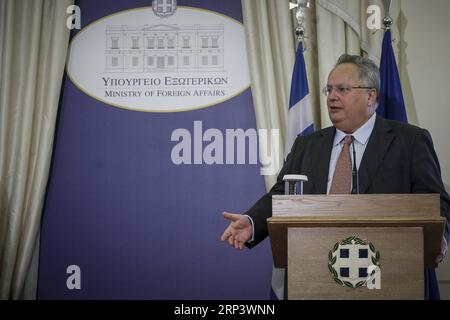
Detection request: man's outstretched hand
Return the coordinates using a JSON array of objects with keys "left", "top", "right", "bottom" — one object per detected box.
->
[{"left": 220, "top": 212, "right": 252, "bottom": 250}]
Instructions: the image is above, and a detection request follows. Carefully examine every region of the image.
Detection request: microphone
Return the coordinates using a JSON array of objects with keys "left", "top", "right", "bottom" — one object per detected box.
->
[{"left": 351, "top": 136, "right": 359, "bottom": 194}]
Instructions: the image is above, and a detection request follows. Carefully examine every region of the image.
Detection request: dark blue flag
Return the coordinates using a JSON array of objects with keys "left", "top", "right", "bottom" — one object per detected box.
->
[
  {"left": 377, "top": 29, "right": 407, "bottom": 122},
  {"left": 379, "top": 29, "right": 439, "bottom": 300}
]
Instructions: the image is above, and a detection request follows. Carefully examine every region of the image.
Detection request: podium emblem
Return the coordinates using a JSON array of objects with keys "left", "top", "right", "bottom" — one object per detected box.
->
[{"left": 328, "top": 236, "right": 380, "bottom": 288}]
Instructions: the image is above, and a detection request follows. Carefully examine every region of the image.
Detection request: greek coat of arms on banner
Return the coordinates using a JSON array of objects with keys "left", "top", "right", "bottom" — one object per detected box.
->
[{"left": 152, "top": 0, "right": 177, "bottom": 17}]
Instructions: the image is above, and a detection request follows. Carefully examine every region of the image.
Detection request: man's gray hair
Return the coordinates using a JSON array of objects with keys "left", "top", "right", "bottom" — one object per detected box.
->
[{"left": 336, "top": 54, "right": 380, "bottom": 93}]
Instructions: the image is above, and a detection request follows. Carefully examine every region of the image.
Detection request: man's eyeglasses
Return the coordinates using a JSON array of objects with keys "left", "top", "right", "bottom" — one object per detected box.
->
[{"left": 322, "top": 85, "right": 374, "bottom": 96}]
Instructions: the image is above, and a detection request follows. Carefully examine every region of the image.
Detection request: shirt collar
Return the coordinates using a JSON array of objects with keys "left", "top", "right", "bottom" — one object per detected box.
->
[{"left": 333, "top": 112, "right": 376, "bottom": 146}]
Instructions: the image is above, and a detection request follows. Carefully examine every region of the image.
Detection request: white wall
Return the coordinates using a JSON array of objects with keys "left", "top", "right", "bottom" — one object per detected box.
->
[{"left": 399, "top": 0, "right": 450, "bottom": 299}]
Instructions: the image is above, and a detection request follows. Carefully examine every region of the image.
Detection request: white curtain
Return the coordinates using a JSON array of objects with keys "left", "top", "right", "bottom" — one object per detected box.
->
[
  {"left": 0, "top": 0, "right": 73, "bottom": 299},
  {"left": 241, "top": 0, "right": 296, "bottom": 189}
]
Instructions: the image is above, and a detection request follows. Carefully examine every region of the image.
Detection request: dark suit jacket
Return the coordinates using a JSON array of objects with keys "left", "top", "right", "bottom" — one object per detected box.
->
[{"left": 245, "top": 116, "right": 450, "bottom": 247}]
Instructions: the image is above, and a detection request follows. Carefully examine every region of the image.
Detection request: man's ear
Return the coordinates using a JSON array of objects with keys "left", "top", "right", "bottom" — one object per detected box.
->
[{"left": 367, "top": 89, "right": 378, "bottom": 106}]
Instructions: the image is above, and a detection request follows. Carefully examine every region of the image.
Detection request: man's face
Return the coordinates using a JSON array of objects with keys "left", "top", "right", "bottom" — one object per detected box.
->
[{"left": 326, "top": 63, "right": 377, "bottom": 133}]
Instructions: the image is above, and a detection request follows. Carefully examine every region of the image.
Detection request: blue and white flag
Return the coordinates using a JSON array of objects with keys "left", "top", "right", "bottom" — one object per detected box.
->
[
  {"left": 272, "top": 42, "right": 314, "bottom": 300},
  {"left": 377, "top": 29, "right": 407, "bottom": 122},
  {"left": 284, "top": 42, "right": 314, "bottom": 157}
]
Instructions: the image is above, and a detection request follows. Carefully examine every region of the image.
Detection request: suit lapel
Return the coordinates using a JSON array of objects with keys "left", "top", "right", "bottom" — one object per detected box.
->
[
  {"left": 310, "top": 126, "right": 335, "bottom": 194},
  {"left": 358, "top": 116, "right": 394, "bottom": 193}
]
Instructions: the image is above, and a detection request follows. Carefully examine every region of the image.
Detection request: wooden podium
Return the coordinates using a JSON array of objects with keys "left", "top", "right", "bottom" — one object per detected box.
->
[{"left": 267, "top": 194, "right": 445, "bottom": 299}]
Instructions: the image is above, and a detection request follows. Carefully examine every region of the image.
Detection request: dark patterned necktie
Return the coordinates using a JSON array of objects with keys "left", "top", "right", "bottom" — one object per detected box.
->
[{"left": 330, "top": 135, "right": 353, "bottom": 194}]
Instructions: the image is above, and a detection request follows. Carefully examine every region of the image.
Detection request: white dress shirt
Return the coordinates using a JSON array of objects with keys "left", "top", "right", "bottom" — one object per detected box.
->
[{"left": 326, "top": 112, "right": 376, "bottom": 194}]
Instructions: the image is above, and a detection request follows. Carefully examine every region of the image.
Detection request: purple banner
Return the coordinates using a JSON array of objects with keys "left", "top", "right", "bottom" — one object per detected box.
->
[{"left": 38, "top": 0, "right": 273, "bottom": 299}]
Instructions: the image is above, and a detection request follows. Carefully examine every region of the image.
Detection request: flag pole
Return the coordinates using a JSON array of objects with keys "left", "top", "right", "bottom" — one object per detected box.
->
[
  {"left": 382, "top": 0, "right": 393, "bottom": 30},
  {"left": 293, "top": 0, "right": 310, "bottom": 49}
]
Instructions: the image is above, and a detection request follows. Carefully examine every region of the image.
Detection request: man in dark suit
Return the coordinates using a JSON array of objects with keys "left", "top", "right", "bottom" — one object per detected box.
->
[{"left": 220, "top": 54, "right": 449, "bottom": 296}]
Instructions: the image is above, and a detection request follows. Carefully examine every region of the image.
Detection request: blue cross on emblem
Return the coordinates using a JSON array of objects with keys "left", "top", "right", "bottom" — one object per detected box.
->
[{"left": 152, "top": 0, "right": 177, "bottom": 18}]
